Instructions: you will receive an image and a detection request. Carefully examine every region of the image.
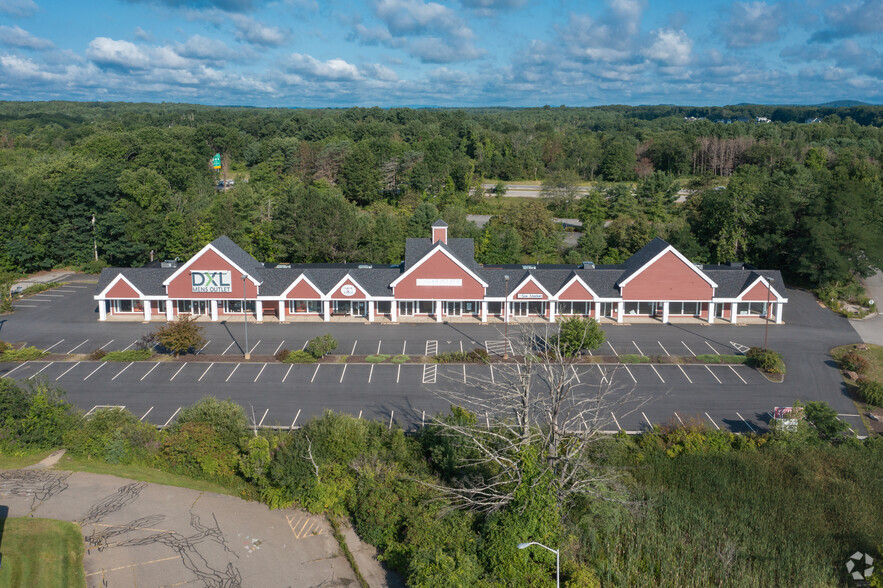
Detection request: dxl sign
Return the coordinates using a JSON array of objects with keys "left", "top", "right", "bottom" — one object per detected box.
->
[{"left": 192, "top": 270, "right": 233, "bottom": 293}]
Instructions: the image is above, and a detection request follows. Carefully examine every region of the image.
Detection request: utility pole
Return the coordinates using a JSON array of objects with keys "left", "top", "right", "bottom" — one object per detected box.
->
[
  {"left": 91, "top": 214, "right": 98, "bottom": 261},
  {"left": 764, "top": 277, "right": 774, "bottom": 350}
]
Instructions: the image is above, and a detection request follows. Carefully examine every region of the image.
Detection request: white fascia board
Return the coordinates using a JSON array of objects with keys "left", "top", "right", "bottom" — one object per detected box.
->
[
  {"left": 323, "top": 274, "right": 371, "bottom": 300},
  {"left": 95, "top": 273, "right": 145, "bottom": 299},
  {"left": 507, "top": 275, "right": 553, "bottom": 301},
  {"left": 554, "top": 274, "right": 601, "bottom": 300},
  {"left": 161, "top": 243, "right": 262, "bottom": 287},
  {"left": 735, "top": 275, "right": 787, "bottom": 302},
  {"left": 278, "top": 274, "right": 324, "bottom": 299},
  {"left": 389, "top": 245, "right": 488, "bottom": 288},
  {"left": 618, "top": 245, "right": 718, "bottom": 289}
]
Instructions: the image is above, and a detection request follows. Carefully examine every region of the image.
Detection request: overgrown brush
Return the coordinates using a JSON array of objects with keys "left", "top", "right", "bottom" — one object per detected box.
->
[{"left": 1, "top": 346, "right": 47, "bottom": 361}]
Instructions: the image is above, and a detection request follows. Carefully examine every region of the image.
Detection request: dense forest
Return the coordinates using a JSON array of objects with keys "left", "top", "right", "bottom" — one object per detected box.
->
[{"left": 0, "top": 101, "right": 881, "bottom": 288}]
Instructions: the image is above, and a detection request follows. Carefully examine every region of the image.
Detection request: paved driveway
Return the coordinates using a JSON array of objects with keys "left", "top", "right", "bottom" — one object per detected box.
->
[{"left": 0, "top": 467, "right": 357, "bottom": 587}]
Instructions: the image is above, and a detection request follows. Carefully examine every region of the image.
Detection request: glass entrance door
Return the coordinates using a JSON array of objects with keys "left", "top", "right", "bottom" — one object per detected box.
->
[
  {"left": 399, "top": 301, "right": 414, "bottom": 316},
  {"left": 446, "top": 301, "right": 461, "bottom": 316},
  {"left": 599, "top": 302, "right": 614, "bottom": 318}
]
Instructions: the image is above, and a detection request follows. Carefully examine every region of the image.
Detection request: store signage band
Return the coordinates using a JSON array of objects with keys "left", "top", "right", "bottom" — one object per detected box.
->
[
  {"left": 191, "top": 270, "right": 232, "bottom": 293},
  {"left": 517, "top": 293, "right": 543, "bottom": 299},
  {"left": 416, "top": 278, "right": 462, "bottom": 287}
]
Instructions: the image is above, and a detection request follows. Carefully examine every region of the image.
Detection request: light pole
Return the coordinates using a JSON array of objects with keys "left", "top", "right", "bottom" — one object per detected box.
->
[
  {"left": 242, "top": 274, "right": 250, "bottom": 360},
  {"left": 517, "top": 542, "right": 559, "bottom": 588},
  {"left": 764, "top": 277, "right": 774, "bottom": 350},
  {"left": 503, "top": 274, "right": 510, "bottom": 360}
]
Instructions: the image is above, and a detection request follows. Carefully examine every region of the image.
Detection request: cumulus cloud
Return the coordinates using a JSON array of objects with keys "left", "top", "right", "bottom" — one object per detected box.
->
[
  {"left": 459, "top": 0, "right": 526, "bottom": 14},
  {"left": 175, "top": 35, "right": 236, "bottom": 60},
  {"left": 134, "top": 26, "right": 153, "bottom": 41},
  {"left": 643, "top": 28, "right": 692, "bottom": 66},
  {"left": 286, "top": 53, "right": 363, "bottom": 81},
  {"left": 809, "top": 0, "right": 883, "bottom": 42},
  {"left": 0, "top": 0, "right": 39, "bottom": 17},
  {"left": 126, "top": 0, "right": 263, "bottom": 13},
  {"left": 229, "top": 14, "right": 289, "bottom": 46},
  {"left": 0, "top": 25, "right": 53, "bottom": 50},
  {"left": 723, "top": 2, "right": 786, "bottom": 48}
]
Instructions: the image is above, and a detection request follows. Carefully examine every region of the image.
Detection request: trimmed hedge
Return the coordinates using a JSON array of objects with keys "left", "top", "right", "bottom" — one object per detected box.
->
[
  {"left": 391, "top": 355, "right": 410, "bottom": 364},
  {"left": 366, "top": 354, "right": 390, "bottom": 363},
  {"left": 1, "top": 346, "right": 48, "bottom": 362},
  {"left": 858, "top": 380, "right": 883, "bottom": 407},
  {"left": 282, "top": 350, "right": 316, "bottom": 363},
  {"left": 696, "top": 354, "right": 748, "bottom": 364},
  {"left": 619, "top": 354, "right": 650, "bottom": 363},
  {"left": 101, "top": 349, "right": 153, "bottom": 362}
]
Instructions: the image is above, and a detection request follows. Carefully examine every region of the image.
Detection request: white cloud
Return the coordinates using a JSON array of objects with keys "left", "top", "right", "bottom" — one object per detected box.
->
[
  {"left": 229, "top": 14, "right": 289, "bottom": 47},
  {"left": 134, "top": 27, "right": 153, "bottom": 41},
  {"left": 87, "top": 38, "right": 152, "bottom": 69},
  {"left": 0, "top": 0, "right": 38, "bottom": 17},
  {"left": 0, "top": 25, "right": 53, "bottom": 50},
  {"left": 724, "top": 2, "right": 786, "bottom": 48},
  {"left": 375, "top": 0, "right": 460, "bottom": 36},
  {"left": 810, "top": 0, "right": 882, "bottom": 42},
  {"left": 287, "top": 53, "right": 362, "bottom": 81},
  {"left": 175, "top": 35, "right": 234, "bottom": 60},
  {"left": 643, "top": 28, "right": 692, "bottom": 66}
]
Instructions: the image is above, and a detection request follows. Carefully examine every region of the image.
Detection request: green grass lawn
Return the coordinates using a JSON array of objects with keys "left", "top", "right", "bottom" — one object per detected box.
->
[
  {"left": 0, "top": 518, "right": 85, "bottom": 588},
  {"left": 0, "top": 450, "right": 54, "bottom": 470},
  {"left": 832, "top": 343, "right": 883, "bottom": 381}
]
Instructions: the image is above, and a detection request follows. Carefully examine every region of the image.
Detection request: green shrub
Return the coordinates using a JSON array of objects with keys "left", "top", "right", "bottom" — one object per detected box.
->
[
  {"left": 80, "top": 259, "right": 109, "bottom": 274},
  {"left": 557, "top": 316, "right": 605, "bottom": 357},
  {"left": 161, "top": 422, "right": 240, "bottom": 482},
  {"left": 88, "top": 348, "right": 107, "bottom": 360},
  {"left": 619, "top": 354, "right": 650, "bottom": 363},
  {"left": 696, "top": 354, "right": 722, "bottom": 363},
  {"left": 275, "top": 348, "right": 291, "bottom": 362},
  {"left": 101, "top": 349, "right": 153, "bottom": 361},
  {"left": 63, "top": 407, "right": 159, "bottom": 464},
  {"left": 306, "top": 334, "right": 337, "bottom": 359},
  {"left": 746, "top": 347, "right": 786, "bottom": 374},
  {"left": 391, "top": 354, "right": 409, "bottom": 364},
  {"left": 152, "top": 315, "right": 206, "bottom": 356},
  {"left": 1, "top": 346, "right": 48, "bottom": 361},
  {"left": 366, "top": 354, "right": 390, "bottom": 363},
  {"left": 18, "top": 282, "right": 61, "bottom": 297},
  {"left": 858, "top": 380, "right": 883, "bottom": 407},
  {"left": 841, "top": 352, "right": 870, "bottom": 374},
  {"left": 0, "top": 379, "right": 79, "bottom": 450},
  {"left": 0, "top": 340, "right": 9, "bottom": 353},
  {"left": 435, "top": 349, "right": 490, "bottom": 363},
  {"left": 282, "top": 350, "right": 316, "bottom": 363},
  {"left": 173, "top": 396, "right": 250, "bottom": 448}
]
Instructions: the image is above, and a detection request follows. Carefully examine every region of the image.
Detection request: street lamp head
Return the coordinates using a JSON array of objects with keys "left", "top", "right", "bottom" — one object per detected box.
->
[
  {"left": 504, "top": 274, "right": 510, "bottom": 281},
  {"left": 518, "top": 543, "right": 532, "bottom": 549}
]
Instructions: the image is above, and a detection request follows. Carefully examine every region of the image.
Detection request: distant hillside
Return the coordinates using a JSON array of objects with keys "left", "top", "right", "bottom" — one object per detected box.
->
[{"left": 815, "top": 100, "right": 870, "bottom": 108}]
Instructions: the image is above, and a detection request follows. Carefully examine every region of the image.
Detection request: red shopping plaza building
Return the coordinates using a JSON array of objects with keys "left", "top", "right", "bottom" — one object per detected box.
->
[{"left": 95, "top": 220, "right": 787, "bottom": 325}]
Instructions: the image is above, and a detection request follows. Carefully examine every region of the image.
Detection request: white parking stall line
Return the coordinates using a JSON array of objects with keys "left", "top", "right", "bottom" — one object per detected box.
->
[
  {"left": 198, "top": 340, "right": 211, "bottom": 354},
  {"left": 736, "top": 412, "right": 756, "bottom": 433},
  {"left": 396, "top": 364, "right": 401, "bottom": 384},
  {"left": 674, "top": 412, "right": 684, "bottom": 424},
  {"left": 402, "top": 341, "right": 407, "bottom": 355},
  {"left": 658, "top": 341, "right": 670, "bottom": 356},
  {"left": 611, "top": 412, "right": 622, "bottom": 431},
  {"left": 257, "top": 408, "right": 269, "bottom": 428},
  {"left": 283, "top": 364, "right": 293, "bottom": 383},
  {"left": 249, "top": 340, "right": 261, "bottom": 354},
  {"left": 729, "top": 366, "right": 748, "bottom": 384},
  {"left": 199, "top": 363, "right": 214, "bottom": 381},
  {"left": 650, "top": 364, "right": 665, "bottom": 383},
  {"left": 351, "top": 341, "right": 358, "bottom": 355},
  {"left": 54, "top": 289, "right": 77, "bottom": 292},
  {"left": 622, "top": 364, "right": 636, "bottom": 384},
  {"left": 38, "top": 294, "right": 64, "bottom": 297},
  {"left": 66, "top": 284, "right": 89, "bottom": 288},
  {"left": 682, "top": 341, "right": 696, "bottom": 356},
  {"left": 13, "top": 305, "right": 38, "bottom": 307},
  {"left": 111, "top": 362, "right": 134, "bottom": 380},
  {"left": 489, "top": 364, "right": 495, "bottom": 384},
  {"left": 28, "top": 362, "right": 53, "bottom": 380},
  {"left": 44, "top": 339, "right": 65, "bottom": 352},
  {"left": 632, "top": 341, "right": 644, "bottom": 356},
  {"left": 369, "top": 364, "right": 374, "bottom": 383},
  {"left": 99, "top": 339, "right": 114, "bottom": 350},
  {"left": 290, "top": 409, "right": 301, "bottom": 429},
  {"left": 377, "top": 341, "right": 382, "bottom": 354},
  {"left": 222, "top": 342, "right": 235, "bottom": 355},
  {"left": 463, "top": 364, "right": 467, "bottom": 384},
  {"left": 642, "top": 412, "right": 652, "bottom": 427},
  {"left": 677, "top": 364, "right": 693, "bottom": 383},
  {"left": 459, "top": 340, "right": 464, "bottom": 353},
  {"left": 140, "top": 407, "right": 153, "bottom": 422},
  {"left": 425, "top": 340, "right": 438, "bottom": 356},
  {"left": 57, "top": 362, "right": 80, "bottom": 380},
  {"left": 274, "top": 341, "right": 286, "bottom": 356},
  {"left": 422, "top": 364, "right": 437, "bottom": 384},
  {"left": 83, "top": 363, "right": 106, "bottom": 381},
  {"left": 705, "top": 341, "right": 720, "bottom": 355},
  {"left": 705, "top": 412, "right": 720, "bottom": 430},
  {"left": 20, "top": 299, "right": 50, "bottom": 302},
  {"left": 225, "top": 363, "right": 239, "bottom": 382},
  {"left": 607, "top": 341, "right": 618, "bottom": 356},
  {"left": 596, "top": 364, "right": 608, "bottom": 384},
  {"left": 254, "top": 363, "right": 267, "bottom": 382},
  {"left": 705, "top": 365, "right": 722, "bottom": 384},
  {"left": 311, "top": 364, "right": 320, "bottom": 383},
  {"left": 171, "top": 363, "right": 188, "bottom": 381},
  {"left": 571, "top": 365, "right": 581, "bottom": 383},
  {"left": 339, "top": 364, "right": 347, "bottom": 383},
  {"left": 67, "top": 340, "right": 89, "bottom": 354},
  {"left": 141, "top": 362, "right": 160, "bottom": 381},
  {"left": 121, "top": 340, "right": 137, "bottom": 352},
  {"left": 163, "top": 408, "right": 182, "bottom": 428},
  {"left": 302, "top": 340, "right": 308, "bottom": 350}
]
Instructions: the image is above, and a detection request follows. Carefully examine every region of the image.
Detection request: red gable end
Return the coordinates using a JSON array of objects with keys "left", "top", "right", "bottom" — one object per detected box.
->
[
  {"left": 286, "top": 279, "right": 322, "bottom": 299},
  {"left": 394, "top": 250, "right": 484, "bottom": 299},
  {"left": 512, "top": 279, "right": 548, "bottom": 300},
  {"left": 740, "top": 280, "right": 777, "bottom": 301},
  {"left": 557, "top": 279, "right": 595, "bottom": 301},
  {"left": 106, "top": 277, "right": 142, "bottom": 298},
  {"left": 329, "top": 278, "right": 367, "bottom": 299},
  {"left": 621, "top": 251, "right": 712, "bottom": 301},
  {"left": 166, "top": 249, "right": 258, "bottom": 299}
]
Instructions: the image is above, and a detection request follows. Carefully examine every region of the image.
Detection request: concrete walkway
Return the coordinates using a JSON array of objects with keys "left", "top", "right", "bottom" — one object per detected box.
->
[
  {"left": 853, "top": 270, "right": 883, "bottom": 346},
  {"left": 0, "top": 467, "right": 360, "bottom": 588}
]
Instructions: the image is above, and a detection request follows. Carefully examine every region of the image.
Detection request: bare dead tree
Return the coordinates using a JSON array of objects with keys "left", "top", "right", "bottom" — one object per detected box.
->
[{"left": 425, "top": 321, "right": 649, "bottom": 513}]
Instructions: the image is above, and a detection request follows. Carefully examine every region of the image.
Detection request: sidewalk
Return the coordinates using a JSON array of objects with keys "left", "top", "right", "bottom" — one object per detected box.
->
[{"left": 853, "top": 270, "right": 883, "bottom": 345}]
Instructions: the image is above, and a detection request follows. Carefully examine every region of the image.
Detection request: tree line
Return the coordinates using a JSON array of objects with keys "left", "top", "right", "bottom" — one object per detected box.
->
[{"left": 0, "top": 101, "right": 880, "bottom": 288}]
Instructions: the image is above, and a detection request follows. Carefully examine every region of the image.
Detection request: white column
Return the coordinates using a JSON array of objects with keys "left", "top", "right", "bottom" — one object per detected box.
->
[
  {"left": 436, "top": 300, "right": 443, "bottom": 323},
  {"left": 210, "top": 300, "right": 218, "bottom": 321},
  {"left": 481, "top": 301, "right": 487, "bottom": 323},
  {"left": 255, "top": 300, "right": 263, "bottom": 322},
  {"left": 776, "top": 302, "right": 783, "bottom": 324},
  {"left": 549, "top": 301, "right": 556, "bottom": 323},
  {"left": 617, "top": 301, "right": 624, "bottom": 323},
  {"left": 391, "top": 300, "right": 398, "bottom": 322},
  {"left": 99, "top": 300, "right": 107, "bottom": 321},
  {"left": 731, "top": 302, "right": 738, "bottom": 324},
  {"left": 708, "top": 302, "right": 715, "bottom": 324},
  {"left": 278, "top": 300, "right": 286, "bottom": 323},
  {"left": 368, "top": 301, "right": 374, "bottom": 322},
  {"left": 143, "top": 300, "right": 151, "bottom": 322},
  {"left": 662, "top": 301, "right": 669, "bottom": 323},
  {"left": 323, "top": 300, "right": 330, "bottom": 322},
  {"left": 166, "top": 301, "right": 174, "bottom": 321}
]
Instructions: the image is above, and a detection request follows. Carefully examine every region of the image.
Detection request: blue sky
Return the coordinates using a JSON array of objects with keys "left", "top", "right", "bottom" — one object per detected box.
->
[{"left": 0, "top": 0, "right": 880, "bottom": 106}]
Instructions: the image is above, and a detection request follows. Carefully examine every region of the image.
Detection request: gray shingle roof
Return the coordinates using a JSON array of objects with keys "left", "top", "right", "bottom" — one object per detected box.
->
[
  {"left": 431, "top": 219, "right": 448, "bottom": 227},
  {"left": 96, "top": 268, "right": 175, "bottom": 297},
  {"left": 616, "top": 237, "right": 671, "bottom": 285},
  {"left": 404, "top": 238, "right": 477, "bottom": 270},
  {"left": 210, "top": 236, "right": 263, "bottom": 273}
]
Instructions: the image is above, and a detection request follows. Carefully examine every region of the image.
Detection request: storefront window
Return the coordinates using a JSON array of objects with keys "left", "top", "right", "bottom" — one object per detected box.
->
[
  {"left": 289, "top": 300, "right": 321, "bottom": 313},
  {"left": 224, "top": 300, "right": 255, "bottom": 314},
  {"left": 559, "top": 301, "right": 591, "bottom": 315},
  {"left": 418, "top": 301, "right": 434, "bottom": 314}
]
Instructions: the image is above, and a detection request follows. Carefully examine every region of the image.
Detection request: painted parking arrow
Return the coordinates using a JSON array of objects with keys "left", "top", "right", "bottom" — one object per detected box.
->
[{"left": 730, "top": 341, "right": 751, "bottom": 353}]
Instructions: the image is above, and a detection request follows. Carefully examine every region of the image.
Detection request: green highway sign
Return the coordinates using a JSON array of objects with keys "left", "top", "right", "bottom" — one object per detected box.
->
[{"left": 212, "top": 153, "right": 222, "bottom": 169}]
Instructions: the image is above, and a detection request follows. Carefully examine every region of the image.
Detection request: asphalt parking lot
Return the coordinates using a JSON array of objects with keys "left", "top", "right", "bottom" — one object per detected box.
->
[{"left": 0, "top": 278, "right": 868, "bottom": 434}]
